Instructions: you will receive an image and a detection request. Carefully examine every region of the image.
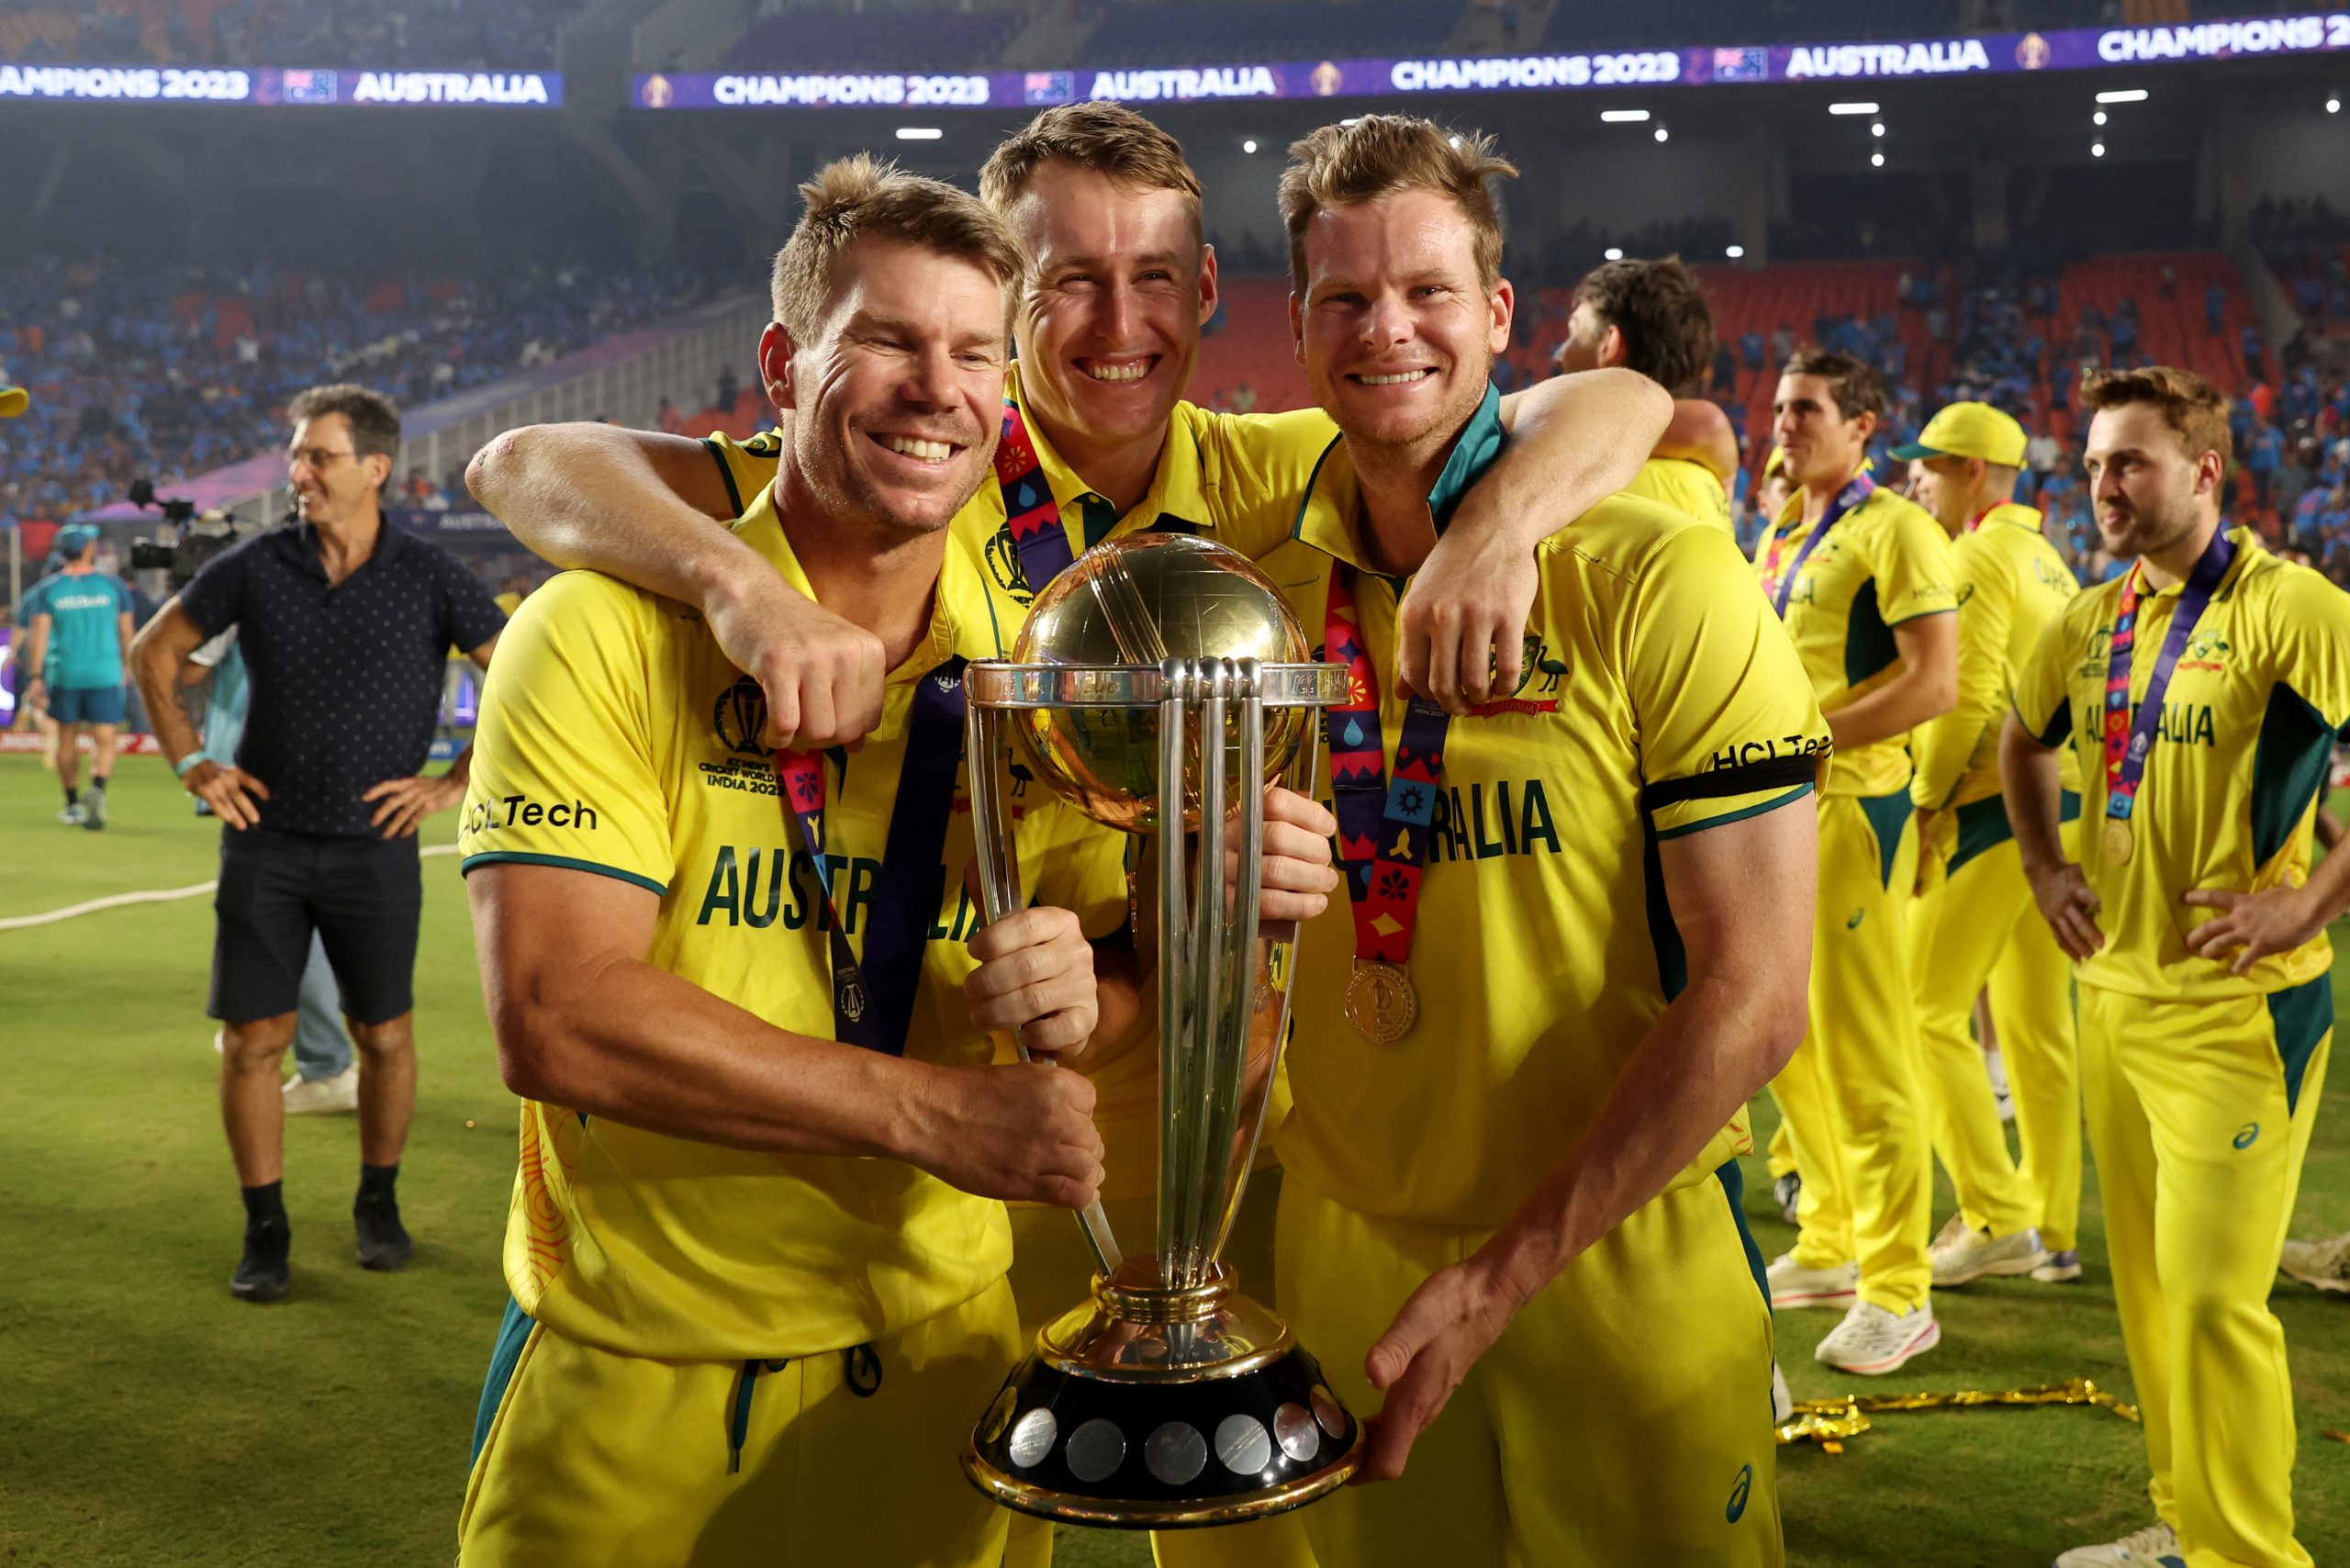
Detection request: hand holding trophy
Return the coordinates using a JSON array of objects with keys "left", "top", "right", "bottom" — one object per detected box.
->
[{"left": 961, "top": 534, "right": 1363, "bottom": 1528}]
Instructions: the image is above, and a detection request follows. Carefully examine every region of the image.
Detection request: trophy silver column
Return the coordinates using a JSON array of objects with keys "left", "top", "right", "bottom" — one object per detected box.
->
[{"left": 961, "top": 534, "right": 1360, "bottom": 1529}]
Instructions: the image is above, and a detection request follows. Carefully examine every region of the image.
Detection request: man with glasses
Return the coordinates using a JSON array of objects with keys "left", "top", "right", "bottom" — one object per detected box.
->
[{"left": 130, "top": 383, "right": 507, "bottom": 1303}]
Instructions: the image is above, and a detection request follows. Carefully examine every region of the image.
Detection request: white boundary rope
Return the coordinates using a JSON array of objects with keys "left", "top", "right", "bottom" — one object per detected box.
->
[{"left": 0, "top": 844, "right": 461, "bottom": 932}]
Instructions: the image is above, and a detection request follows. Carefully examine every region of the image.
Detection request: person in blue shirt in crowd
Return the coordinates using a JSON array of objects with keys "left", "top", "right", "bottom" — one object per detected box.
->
[{"left": 17, "top": 522, "right": 134, "bottom": 828}]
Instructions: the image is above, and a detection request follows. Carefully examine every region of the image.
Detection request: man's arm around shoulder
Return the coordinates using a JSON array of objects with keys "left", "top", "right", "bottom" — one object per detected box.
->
[{"left": 468, "top": 421, "right": 886, "bottom": 752}]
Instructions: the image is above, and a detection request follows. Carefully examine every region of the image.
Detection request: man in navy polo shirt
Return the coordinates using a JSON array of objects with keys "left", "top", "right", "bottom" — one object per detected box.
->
[{"left": 131, "top": 384, "right": 506, "bottom": 1303}]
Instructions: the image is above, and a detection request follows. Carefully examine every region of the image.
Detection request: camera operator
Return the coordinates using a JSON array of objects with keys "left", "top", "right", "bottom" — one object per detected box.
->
[
  {"left": 17, "top": 522, "right": 135, "bottom": 829},
  {"left": 130, "top": 384, "right": 506, "bottom": 1303}
]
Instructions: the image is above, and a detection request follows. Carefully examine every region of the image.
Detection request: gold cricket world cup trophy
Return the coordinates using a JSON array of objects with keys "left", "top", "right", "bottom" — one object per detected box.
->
[{"left": 960, "top": 534, "right": 1363, "bottom": 1527}]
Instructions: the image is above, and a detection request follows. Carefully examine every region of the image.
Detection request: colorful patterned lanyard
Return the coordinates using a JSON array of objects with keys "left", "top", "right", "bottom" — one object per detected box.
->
[
  {"left": 1762, "top": 474, "right": 1874, "bottom": 618},
  {"left": 2099, "top": 527, "right": 2236, "bottom": 862},
  {"left": 1324, "top": 564, "right": 1451, "bottom": 1040},
  {"left": 994, "top": 402, "right": 1077, "bottom": 595},
  {"left": 773, "top": 656, "right": 969, "bottom": 1056}
]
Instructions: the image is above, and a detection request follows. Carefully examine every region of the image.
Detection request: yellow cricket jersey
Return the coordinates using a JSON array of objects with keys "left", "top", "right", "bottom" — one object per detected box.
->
[
  {"left": 699, "top": 368, "right": 1341, "bottom": 1205},
  {"left": 1624, "top": 454, "right": 1734, "bottom": 535},
  {"left": 1756, "top": 477, "right": 1958, "bottom": 798},
  {"left": 1912, "top": 502, "right": 2082, "bottom": 813},
  {"left": 2012, "top": 527, "right": 2350, "bottom": 1002},
  {"left": 1263, "top": 387, "right": 1833, "bottom": 1228},
  {"left": 456, "top": 485, "right": 1129, "bottom": 1361}
]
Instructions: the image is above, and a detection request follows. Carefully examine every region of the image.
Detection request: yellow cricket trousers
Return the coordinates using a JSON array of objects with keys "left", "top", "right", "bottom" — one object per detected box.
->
[
  {"left": 460, "top": 1279, "right": 1019, "bottom": 1567},
  {"left": 1770, "top": 789, "right": 1936, "bottom": 1312},
  {"left": 2079, "top": 980, "right": 2333, "bottom": 1568},
  {"left": 1272, "top": 1174, "right": 1782, "bottom": 1567},
  {"left": 1910, "top": 808, "right": 2085, "bottom": 1250}
]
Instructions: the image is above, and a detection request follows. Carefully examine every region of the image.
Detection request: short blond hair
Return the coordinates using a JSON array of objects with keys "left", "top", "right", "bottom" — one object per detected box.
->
[
  {"left": 1278, "top": 116, "right": 1516, "bottom": 292},
  {"left": 978, "top": 101, "right": 1203, "bottom": 244},
  {"left": 769, "top": 153, "right": 1023, "bottom": 341},
  {"left": 2081, "top": 364, "right": 2233, "bottom": 466}
]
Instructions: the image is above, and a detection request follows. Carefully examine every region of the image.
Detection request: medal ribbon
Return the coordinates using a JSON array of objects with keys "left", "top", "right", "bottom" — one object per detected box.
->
[
  {"left": 1762, "top": 474, "right": 1874, "bottom": 619},
  {"left": 1324, "top": 565, "right": 1450, "bottom": 968},
  {"left": 774, "top": 655, "right": 969, "bottom": 1056},
  {"left": 2101, "top": 526, "right": 2236, "bottom": 830},
  {"left": 994, "top": 403, "right": 1077, "bottom": 596}
]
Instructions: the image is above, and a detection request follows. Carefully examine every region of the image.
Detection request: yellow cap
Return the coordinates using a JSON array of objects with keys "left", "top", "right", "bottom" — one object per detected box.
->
[
  {"left": 1892, "top": 401, "right": 2028, "bottom": 468},
  {"left": 1762, "top": 444, "right": 1785, "bottom": 480},
  {"left": 0, "top": 386, "right": 26, "bottom": 419}
]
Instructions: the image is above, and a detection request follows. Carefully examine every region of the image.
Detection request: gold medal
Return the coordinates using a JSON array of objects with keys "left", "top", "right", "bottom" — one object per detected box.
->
[
  {"left": 2103, "top": 819, "right": 2134, "bottom": 865},
  {"left": 1343, "top": 960, "right": 1417, "bottom": 1043}
]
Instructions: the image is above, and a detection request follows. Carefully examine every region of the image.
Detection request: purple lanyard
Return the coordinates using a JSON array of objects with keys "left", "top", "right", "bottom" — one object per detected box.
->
[
  {"left": 2102, "top": 528, "right": 2236, "bottom": 824},
  {"left": 1765, "top": 475, "right": 1874, "bottom": 619},
  {"left": 773, "top": 656, "right": 968, "bottom": 1056}
]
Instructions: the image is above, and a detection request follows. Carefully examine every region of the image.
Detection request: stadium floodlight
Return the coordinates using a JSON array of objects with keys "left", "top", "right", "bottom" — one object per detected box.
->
[
  {"left": 1243, "top": 139, "right": 1258, "bottom": 153},
  {"left": 1829, "top": 102, "right": 1878, "bottom": 116},
  {"left": 1727, "top": 245, "right": 1745, "bottom": 259},
  {"left": 1871, "top": 122, "right": 1885, "bottom": 137},
  {"left": 1600, "top": 109, "right": 1651, "bottom": 122},
  {"left": 1871, "top": 151, "right": 1886, "bottom": 167},
  {"left": 1604, "top": 247, "right": 1625, "bottom": 261},
  {"left": 2092, "top": 141, "right": 2106, "bottom": 157},
  {"left": 2095, "top": 89, "right": 2149, "bottom": 104},
  {"left": 896, "top": 127, "right": 943, "bottom": 140},
  {"left": 2331, "top": 96, "right": 2343, "bottom": 115},
  {"left": 1654, "top": 126, "right": 1669, "bottom": 142},
  {"left": 2094, "top": 110, "right": 2108, "bottom": 125}
]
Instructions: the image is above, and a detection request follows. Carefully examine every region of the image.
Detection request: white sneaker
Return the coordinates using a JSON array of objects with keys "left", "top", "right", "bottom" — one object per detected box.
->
[
  {"left": 2052, "top": 1519, "right": 2180, "bottom": 1566},
  {"left": 1931, "top": 1220, "right": 2049, "bottom": 1285},
  {"left": 1771, "top": 1361, "right": 1794, "bottom": 1424},
  {"left": 283, "top": 1066, "right": 359, "bottom": 1115},
  {"left": 57, "top": 802, "right": 86, "bottom": 825},
  {"left": 1767, "top": 1251, "right": 1859, "bottom": 1309},
  {"left": 1814, "top": 1299, "right": 1940, "bottom": 1375},
  {"left": 2279, "top": 1232, "right": 2350, "bottom": 1294}
]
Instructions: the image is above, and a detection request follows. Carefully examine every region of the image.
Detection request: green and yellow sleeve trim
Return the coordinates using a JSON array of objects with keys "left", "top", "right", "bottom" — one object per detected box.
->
[{"left": 460, "top": 851, "right": 667, "bottom": 897}]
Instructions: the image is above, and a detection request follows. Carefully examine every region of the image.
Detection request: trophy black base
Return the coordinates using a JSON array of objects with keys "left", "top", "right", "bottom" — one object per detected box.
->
[{"left": 962, "top": 1271, "right": 1363, "bottom": 1529}]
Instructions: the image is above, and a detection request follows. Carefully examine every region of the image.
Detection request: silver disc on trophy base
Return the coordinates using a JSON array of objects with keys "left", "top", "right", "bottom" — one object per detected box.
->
[{"left": 959, "top": 536, "right": 1361, "bottom": 1529}]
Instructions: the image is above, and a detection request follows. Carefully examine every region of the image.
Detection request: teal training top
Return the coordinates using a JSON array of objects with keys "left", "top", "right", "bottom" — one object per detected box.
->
[{"left": 20, "top": 570, "right": 132, "bottom": 689}]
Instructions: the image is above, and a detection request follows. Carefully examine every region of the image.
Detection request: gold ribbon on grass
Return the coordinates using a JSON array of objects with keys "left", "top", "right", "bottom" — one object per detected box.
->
[{"left": 1778, "top": 1377, "right": 2140, "bottom": 1452}]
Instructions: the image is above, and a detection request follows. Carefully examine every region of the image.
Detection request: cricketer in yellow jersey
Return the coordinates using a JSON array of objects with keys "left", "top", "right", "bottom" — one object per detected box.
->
[
  {"left": 1897, "top": 401, "right": 2087, "bottom": 1286},
  {"left": 1551, "top": 252, "right": 1740, "bottom": 534},
  {"left": 464, "top": 105, "right": 1669, "bottom": 1568},
  {"left": 453, "top": 160, "right": 1341, "bottom": 1567},
  {"left": 1752, "top": 348, "right": 1959, "bottom": 1374},
  {"left": 2007, "top": 366, "right": 2350, "bottom": 1568},
  {"left": 1247, "top": 115, "right": 1824, "bottom": 1568}
]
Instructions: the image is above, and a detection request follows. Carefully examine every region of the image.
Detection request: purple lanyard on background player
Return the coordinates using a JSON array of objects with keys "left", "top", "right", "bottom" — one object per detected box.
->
[
  {"left": 773, "top": 656, "right": 968, "bottom": 1057},
  {"left": 2101, "top": 526, "right": 2237, "bottom": 830},
  {"left": 1763, "top": 474, "right": 1874, "bottom": 619}
]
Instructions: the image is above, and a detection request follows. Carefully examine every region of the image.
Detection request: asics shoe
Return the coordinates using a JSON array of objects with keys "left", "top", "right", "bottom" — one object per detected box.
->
[
  {"left": 2051, "top": 1520, "right": 2181, "bottom": 1566},
  {"left": 1814, "top": 1299, "right": 1940, "bottom": 1375},
  {"left": 1767, "top": 1251, "right": 1859, "bottom": 1309}
]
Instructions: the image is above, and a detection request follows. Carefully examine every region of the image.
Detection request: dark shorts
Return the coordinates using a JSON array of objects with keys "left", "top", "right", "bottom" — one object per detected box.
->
[
  {"left": 211, "top": 826, "right": 421, "bottom": 1025},
  {"left": 50, "top": 685, "right": 125, "bottom": 725}
]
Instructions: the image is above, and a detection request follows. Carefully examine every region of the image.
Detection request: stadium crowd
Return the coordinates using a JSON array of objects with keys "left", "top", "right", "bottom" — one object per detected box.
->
[
  {"left": 0, "top": 256, "right": 720, "bottom": 528},
  {"left": 0, "top": 0, "right": 583, "bottom": 69}
]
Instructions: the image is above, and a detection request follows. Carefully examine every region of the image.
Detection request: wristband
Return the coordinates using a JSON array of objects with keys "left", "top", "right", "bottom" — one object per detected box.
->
[{"left": 174, "top": 753, "right": 206, "bottom": 778}]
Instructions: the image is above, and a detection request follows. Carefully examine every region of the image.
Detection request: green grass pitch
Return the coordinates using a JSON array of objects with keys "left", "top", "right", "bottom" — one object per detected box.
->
[{"left": 1, "top": 756, "right": 2345, "bottom": 1566}]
